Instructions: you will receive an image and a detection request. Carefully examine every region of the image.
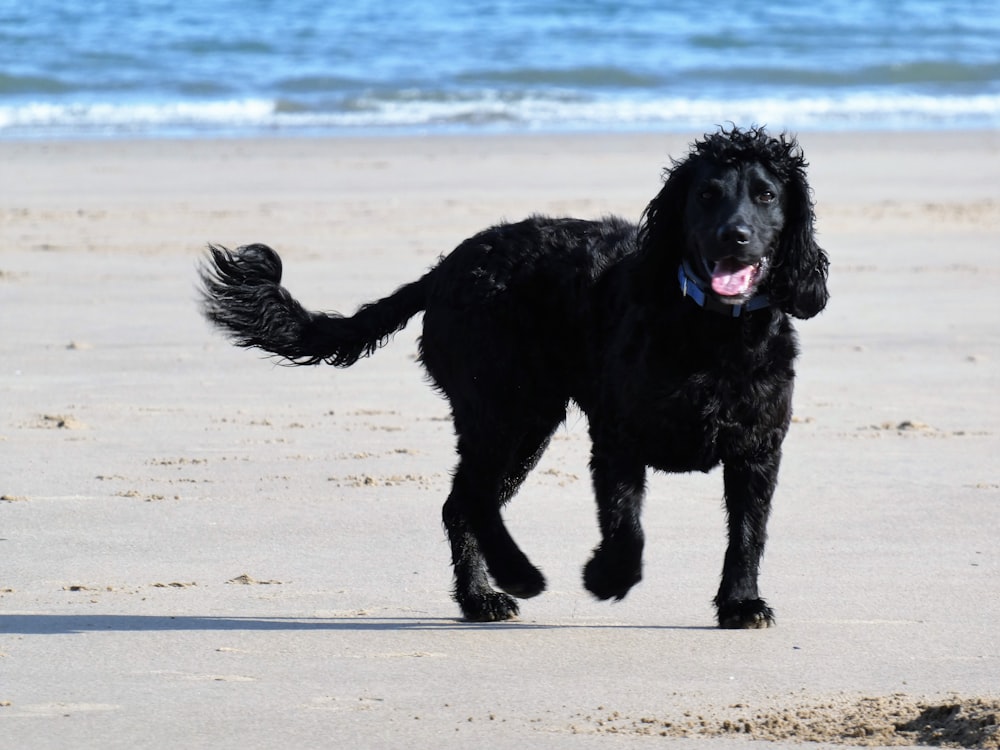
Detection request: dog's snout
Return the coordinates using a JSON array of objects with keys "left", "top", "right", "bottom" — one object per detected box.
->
[{"left": 717, "top": 222, "right": 752, "bottom": 246}]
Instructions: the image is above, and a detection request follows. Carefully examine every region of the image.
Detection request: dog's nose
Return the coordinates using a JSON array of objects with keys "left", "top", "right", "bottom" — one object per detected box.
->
[{"left": 717, "top": 223, "right": 752, "bottom": 246}]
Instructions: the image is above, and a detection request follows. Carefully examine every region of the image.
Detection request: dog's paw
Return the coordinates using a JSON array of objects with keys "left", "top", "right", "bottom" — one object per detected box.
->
[
  {"left": 493, "top": 566, "right": 546, "bottom": 600},
  {"left": 716, "top": 598, "right": 775, "bottom": 629},
  {"left": 583, "top": 546, "right": 642, "bottom": 601},
  {"left": 459, "top": 591, "right": 521, "bottom": 623}
]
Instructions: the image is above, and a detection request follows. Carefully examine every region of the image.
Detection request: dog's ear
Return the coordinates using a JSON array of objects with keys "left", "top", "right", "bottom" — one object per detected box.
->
[
  {"left": 634, "top": 157, "right": 698, "bottom": 295},
  {"left": 769, "top": 161, "right": 830, "bottom": 320}
]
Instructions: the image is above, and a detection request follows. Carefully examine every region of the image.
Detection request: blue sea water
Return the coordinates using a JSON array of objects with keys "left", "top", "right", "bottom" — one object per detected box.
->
[{"left": 1, "top": 0, "right": 999, "bottom": 138}]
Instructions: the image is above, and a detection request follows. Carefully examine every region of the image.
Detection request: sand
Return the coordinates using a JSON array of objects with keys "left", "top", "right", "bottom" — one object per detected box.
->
[{"left": 1, "top": 130, "right": 998, "bottom": 749}]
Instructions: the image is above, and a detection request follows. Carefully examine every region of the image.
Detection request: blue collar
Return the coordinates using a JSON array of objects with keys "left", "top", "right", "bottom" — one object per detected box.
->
[{"left": 678, "top": 260, "right": 771, "bottom": 318}]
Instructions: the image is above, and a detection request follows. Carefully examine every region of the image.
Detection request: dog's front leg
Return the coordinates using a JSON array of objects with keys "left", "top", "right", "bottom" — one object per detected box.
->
[
  {"left": 714, "top": 456, "right": 780, "bottom": 628},
  {"left": 583, "top": 451, "right": 646, "bottom": 601}
]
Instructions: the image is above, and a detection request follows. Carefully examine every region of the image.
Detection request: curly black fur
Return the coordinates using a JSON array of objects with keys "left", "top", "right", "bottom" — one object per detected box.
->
[
  {"left": 199, "top": 243, "right": 425, "bottom": 366},
  {"left": 198, "top": 126, "right": 829, "bottom": 628}
]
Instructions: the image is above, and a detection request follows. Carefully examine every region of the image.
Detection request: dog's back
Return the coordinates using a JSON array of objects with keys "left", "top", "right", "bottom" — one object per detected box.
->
[{"left": 418, "top": 215, "right": 637, "bottom": 408}]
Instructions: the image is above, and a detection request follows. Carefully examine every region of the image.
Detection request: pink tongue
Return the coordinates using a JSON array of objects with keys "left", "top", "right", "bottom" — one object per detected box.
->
[{"left": 711, "top": 259, "right": 756, "bottom": 296}]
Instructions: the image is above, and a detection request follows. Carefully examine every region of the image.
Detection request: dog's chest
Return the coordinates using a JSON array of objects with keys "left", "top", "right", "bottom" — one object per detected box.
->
[
  {"left": 584, "top": 305, "right": 797, "bottom": 472},
  {"left": 613, "top": 357, "right": 789, "bottom": 473}
]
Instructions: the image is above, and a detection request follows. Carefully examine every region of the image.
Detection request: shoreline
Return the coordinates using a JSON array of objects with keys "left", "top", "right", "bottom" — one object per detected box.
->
[
  {"left": 3, "top": 125, "right": 999, "bottom": 147},
  {"left": 4, "top": 128, "right": 998, "bottom": 215}
]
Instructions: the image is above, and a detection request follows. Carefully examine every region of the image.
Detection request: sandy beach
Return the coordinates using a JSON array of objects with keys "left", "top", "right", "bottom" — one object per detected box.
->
[{"left": 1, "top": 130, "right": 998, "bottom": 748}]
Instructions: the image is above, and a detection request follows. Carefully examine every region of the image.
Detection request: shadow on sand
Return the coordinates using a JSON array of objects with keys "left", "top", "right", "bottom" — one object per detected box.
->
[{"left": 0, "top": 613, "right": 716, "bottom": 635}]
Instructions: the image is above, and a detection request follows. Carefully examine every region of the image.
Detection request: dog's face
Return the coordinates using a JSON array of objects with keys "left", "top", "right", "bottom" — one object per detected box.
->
[{"left": 683, "top": 161, "right": 785, "bottom": 305}]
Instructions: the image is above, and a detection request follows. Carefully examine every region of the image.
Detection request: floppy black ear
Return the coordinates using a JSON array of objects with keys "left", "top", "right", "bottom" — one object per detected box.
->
[
  {"left": 634, "top": 156, "right": 699, "bottom": 297},
  {"left": 769, "top": 162, "right": 830, "bottom": 319}
]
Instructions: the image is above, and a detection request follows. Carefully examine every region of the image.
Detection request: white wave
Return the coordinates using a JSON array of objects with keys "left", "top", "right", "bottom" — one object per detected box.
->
[
  {"left": 326, "top": 91, "right": 1000, "bottom": 130},
  {"left": 0, "top": 99, "right": 276, "bottom": 133},
  {"left": 2, "top": 92, "right": 999, "bottom": 137}
]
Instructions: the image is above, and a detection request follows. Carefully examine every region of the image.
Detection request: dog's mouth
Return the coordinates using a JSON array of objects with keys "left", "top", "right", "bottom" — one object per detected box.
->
[
  {"left": 680, "top": 253, "right": 772, "bottom": 313},
  {"left": 703, "top": 256, "right": 767, "bottom": 302},
  {"left": 710, "top": 257, "right": 763, "bottom": 298}
]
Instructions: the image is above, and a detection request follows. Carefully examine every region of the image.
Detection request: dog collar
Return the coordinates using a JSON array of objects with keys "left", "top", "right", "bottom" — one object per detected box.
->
[{"left": 678, "top": 260, "right": 771, "bottom": 317}]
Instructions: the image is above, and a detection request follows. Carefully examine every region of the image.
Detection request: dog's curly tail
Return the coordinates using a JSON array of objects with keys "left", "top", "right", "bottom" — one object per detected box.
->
[{"left": 198, "top": 243, "right": 427, "bottom": 367}]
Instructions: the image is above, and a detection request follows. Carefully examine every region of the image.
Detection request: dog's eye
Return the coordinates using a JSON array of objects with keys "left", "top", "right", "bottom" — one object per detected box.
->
[
  {"left": 700, "top": 188, "right": 719, "bottom": 202},
  {"left": 756, "top": 190, "right": 775, "bottom": 204}
]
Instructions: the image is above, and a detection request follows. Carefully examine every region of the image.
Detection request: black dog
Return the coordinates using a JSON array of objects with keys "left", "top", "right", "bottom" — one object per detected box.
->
[{"left": 199, "top": 126, "right": 829, "bottom": 628}]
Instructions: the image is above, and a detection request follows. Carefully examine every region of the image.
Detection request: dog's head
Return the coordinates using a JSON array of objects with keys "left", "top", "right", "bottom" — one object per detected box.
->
[{"left": 639, "top": 127, "right": 829, "bottom": 320}]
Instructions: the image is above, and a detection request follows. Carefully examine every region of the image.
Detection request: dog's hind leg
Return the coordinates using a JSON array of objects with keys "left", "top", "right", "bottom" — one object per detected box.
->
[
  {"left": 443, "top": 418, "right": 560, "bottom": 622},
  {"left": 442, "top": 501, "right": 518, "bottom": 622}
]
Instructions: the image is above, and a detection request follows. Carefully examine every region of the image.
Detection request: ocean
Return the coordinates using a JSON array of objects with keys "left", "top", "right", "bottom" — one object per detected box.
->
[{"left": 2, "top": 0, "right": 999, "bottom": 139}]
